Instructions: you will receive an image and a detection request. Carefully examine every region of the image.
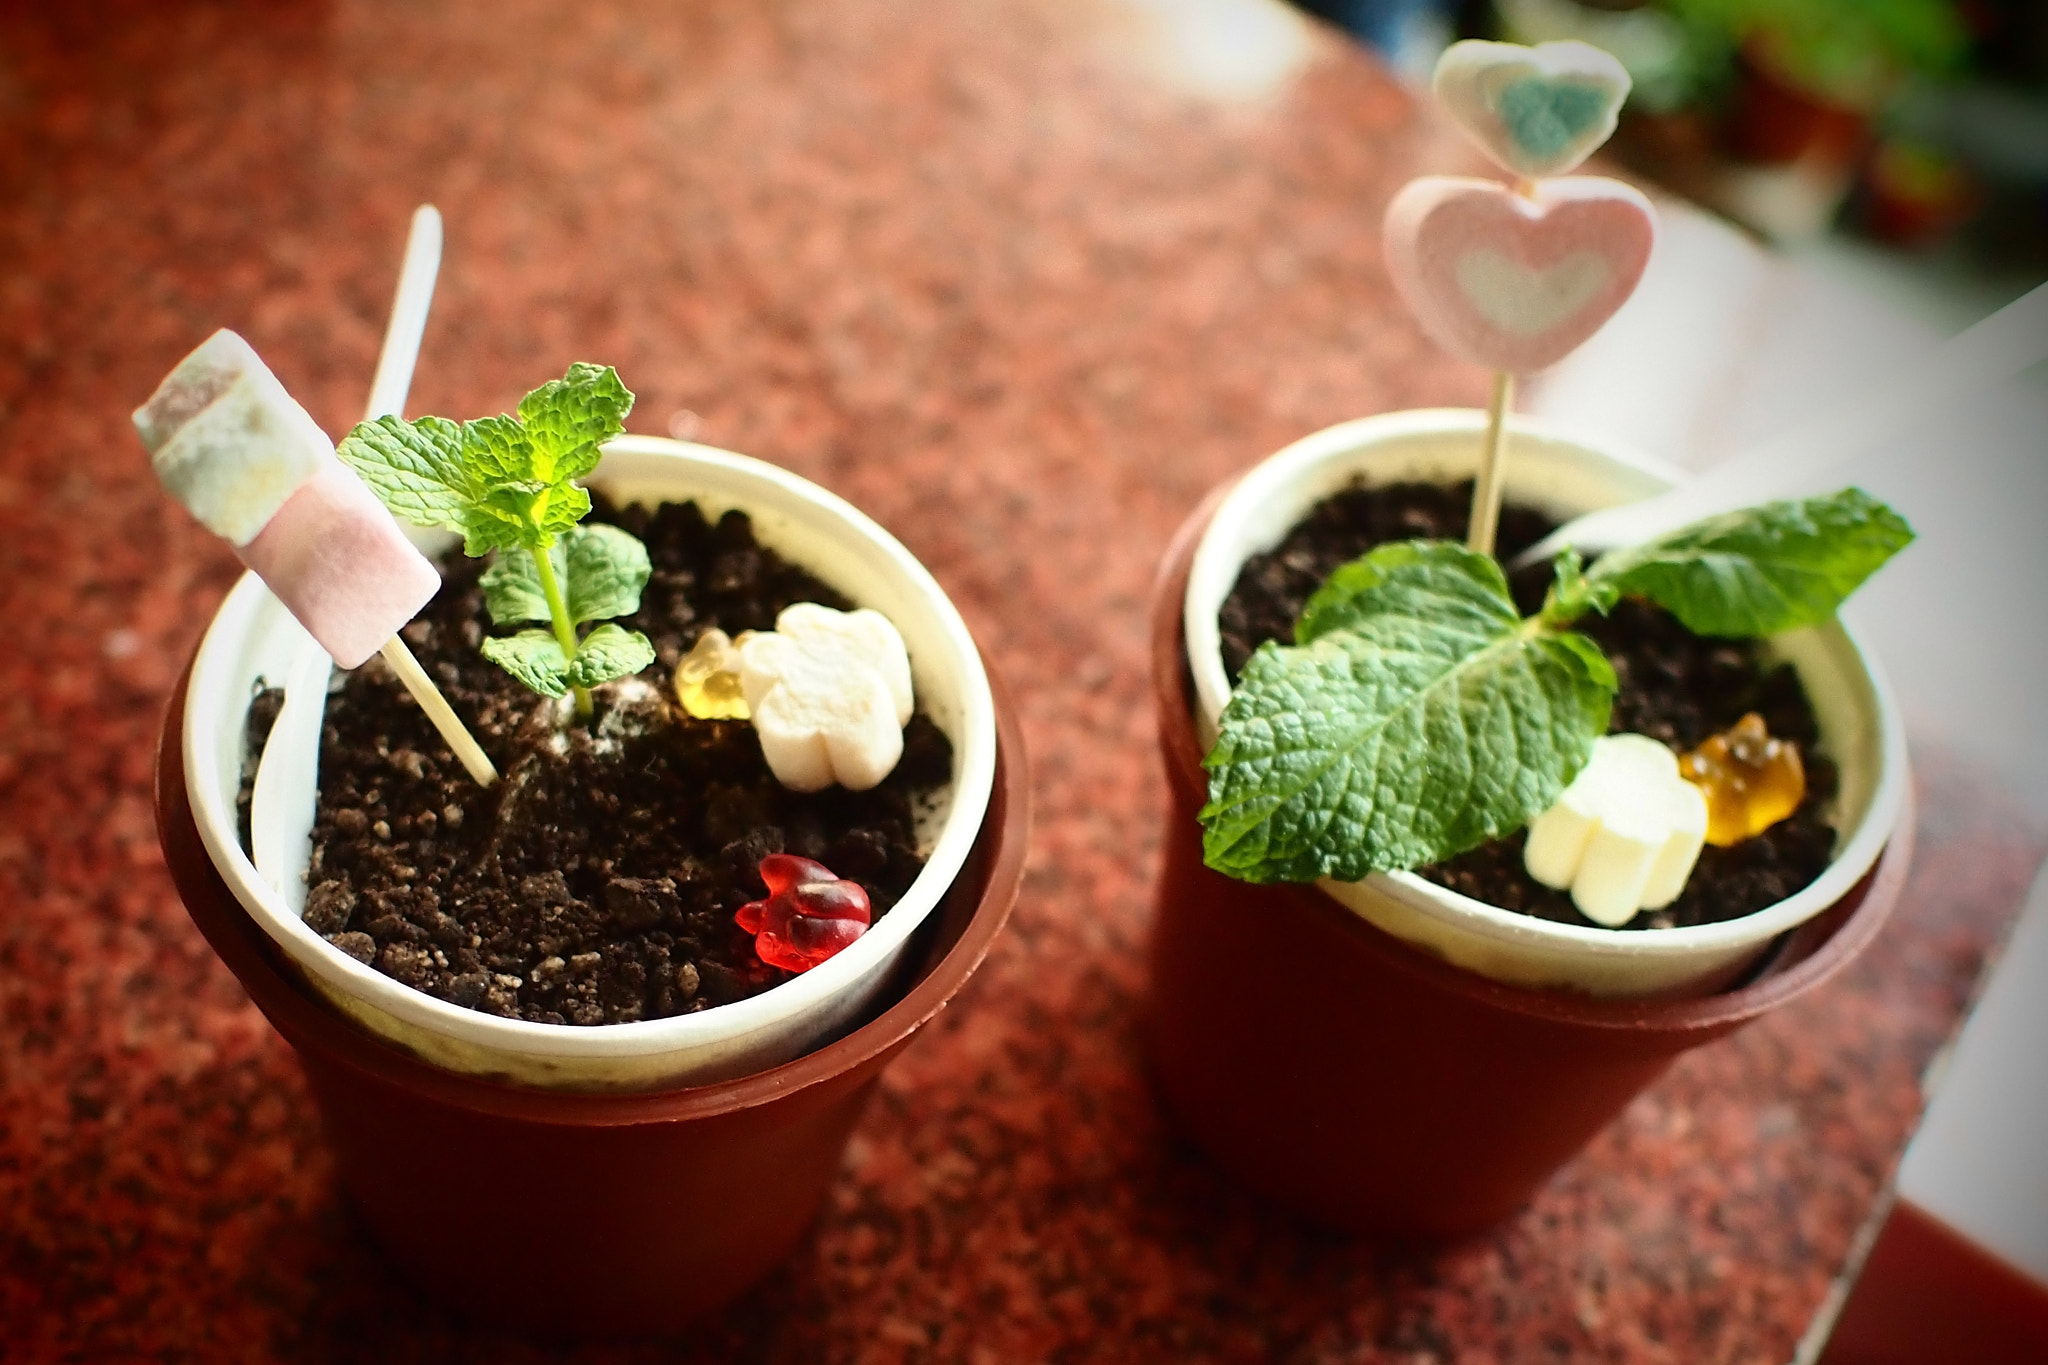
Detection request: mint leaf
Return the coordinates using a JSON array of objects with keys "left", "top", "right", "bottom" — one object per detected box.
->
[
  {"left": 338, "top": 414, "right": 529, "bottom": 555},
  {"left": 533, "top": 480, "right": 592, "bottom": 545},
  {"left": 480, "top": 630, "right": 571, "bottom": 697},
  {"left": 1201, "top": 542, "right": 1615, "bottom": 883},
  {"left": 478, "top": 526, "right": 650, "bottom": 627},
  {"left": 563, "top": 524, "right": 650, "bottom": 623},
  {"left": 462, "top": 413, "right": 539, "bottom": 488},
  {"left": 479, "top": 621, "right": 652, "bottom": 694},
  {"left": 454, "top": 500, "right": 532, "bottom": 557},
  {"left": 462, "top": 415, "right": 551, "bottom": 553},
  {"left": 1294, "top": 540, "right": 1514, "bottom": 645},
  {"left": 339, "top": 364, "right": 649, "bottom": 715},
  {"left": 338, "top": 414, "right": 473, "bottom": 528},
  {"left": 1540, "top": 546, "right": 1610, "bottom": 625},
  {"left": 518, "top": 362, "right": 632, "bottom": 486},
  {"left": 1585, "top": 489, "right": 1913, "bottom": 637},
  {"left": 563, "top": 623, "right": 655, "bottom": 688},
  {"left": 478, "top": 548, "right": 555, "bottom": 626}
]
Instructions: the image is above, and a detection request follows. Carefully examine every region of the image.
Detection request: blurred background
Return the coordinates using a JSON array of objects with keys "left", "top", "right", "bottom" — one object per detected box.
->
[
  {"left": 2, "top": 5, "right": 2041, "bottom": 1356},
  {"left": 1293, "top": 0, "right": 2048, "bottom": 818},
  {"left": 1295, "top": 0, "right": 2048, "bottom": 265}
]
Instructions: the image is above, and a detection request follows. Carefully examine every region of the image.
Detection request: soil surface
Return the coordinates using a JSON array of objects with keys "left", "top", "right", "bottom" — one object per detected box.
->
[
  {"left": 241, "top": 494, "right": 952, "bottom": 1025},
  {"left": 1217, "top": 480, "right": 1837, "bottom": 931}
]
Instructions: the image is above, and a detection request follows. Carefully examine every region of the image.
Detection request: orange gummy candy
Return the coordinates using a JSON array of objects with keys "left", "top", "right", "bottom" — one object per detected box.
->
[{"left": 1679, "top": 713, "right": 1805, "bottom": 847}]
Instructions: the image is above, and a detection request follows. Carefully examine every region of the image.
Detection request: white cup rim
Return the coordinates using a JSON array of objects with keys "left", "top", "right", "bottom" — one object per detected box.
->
[
  {"left": 1181, "top": 409, "right": 1908, "bottom": 982},
  {"left": 183, "top": 437, "right": 998, "bottom": 1080}
]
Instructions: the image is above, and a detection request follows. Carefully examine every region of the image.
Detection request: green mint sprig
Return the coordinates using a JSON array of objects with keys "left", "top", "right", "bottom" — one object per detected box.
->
[
  {"left": 1199, "top": 488, "right": 1913, "bottom": 885},
  {"left": 1551, "top": 489, "right": 1918, "bottom": 637},
  {"left": 338, "top": 363, "right": 655, "bottom": 718}
]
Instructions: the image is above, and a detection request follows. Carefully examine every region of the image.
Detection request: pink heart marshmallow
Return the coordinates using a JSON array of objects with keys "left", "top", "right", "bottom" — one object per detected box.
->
[{"left": 1383, "top": 175, "right": 1655, "bottom": 374}]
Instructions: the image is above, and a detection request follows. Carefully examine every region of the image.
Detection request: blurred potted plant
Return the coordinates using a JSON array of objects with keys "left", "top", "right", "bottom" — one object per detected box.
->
[
  {"left": 1660, "top": 0, "right": 1968, "bottom": 165},
  {"left": 1859, "top": 136, "right": 1981, "bottom": 247},
  {"left": 1141, "top": 38, "right": 1917, "bottom": 1239}
]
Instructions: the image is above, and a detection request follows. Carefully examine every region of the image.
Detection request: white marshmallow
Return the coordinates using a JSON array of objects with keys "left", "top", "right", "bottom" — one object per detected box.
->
[
  {"left": 739, "top": 603, "right": 914, "bottom": 791},
  {"left": 1523, "top": 733, "right": 1708, "bottom": 927},
  {"left": 133, "top": 329, "right": 333, "bottom": 545}
]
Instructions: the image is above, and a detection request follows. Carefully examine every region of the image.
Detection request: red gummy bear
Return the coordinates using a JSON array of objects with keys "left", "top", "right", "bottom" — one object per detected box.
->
[{"left": 735, "top": 854, "right": 873, "bottom": 973}]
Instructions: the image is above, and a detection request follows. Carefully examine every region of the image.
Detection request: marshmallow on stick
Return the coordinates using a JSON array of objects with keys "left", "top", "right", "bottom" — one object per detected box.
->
[
  {"left": 1432, "top": 40, "right": 1632, "bottom": 180},
  {"left": 1382, "top": 175, "right": 1655, "bottom": 376},
  {"left": 1382, "top": 39, "right": 1652, "bottom": 557},
  {"left": 136, "top": 329, "right": 496, "bottom": 785}
]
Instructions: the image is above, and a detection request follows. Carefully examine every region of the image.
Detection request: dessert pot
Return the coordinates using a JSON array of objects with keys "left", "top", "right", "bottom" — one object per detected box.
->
[
  {"left": 179, "top": 435, "right": 1001, "bottom": 1090},
  {"left": 1147, "top": 410, "right": 1911, "bottom": 1237},
  {"left": 155, "top": 639, "right": 1028, "bottom": 1335},
  {"left": 1180, "top": 410, "right": 1908, "bottom": 999}
]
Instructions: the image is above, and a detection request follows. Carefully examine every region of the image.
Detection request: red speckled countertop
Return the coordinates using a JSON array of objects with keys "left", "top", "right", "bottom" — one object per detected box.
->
[{"left": 2, "top": 1, "right": 2042, "bottom": 1360}]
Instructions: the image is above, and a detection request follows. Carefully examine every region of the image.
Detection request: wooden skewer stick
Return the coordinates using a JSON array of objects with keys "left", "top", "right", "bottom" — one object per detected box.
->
[
  {"left": 1459, "top": 178, "right": 1543, "bottom": 559},
  {"left": 1467, "top": 370, "right": 1515, "bottom": 557},
  {"left": 380, "top": 636, "right": 499, "bottom": 786}
]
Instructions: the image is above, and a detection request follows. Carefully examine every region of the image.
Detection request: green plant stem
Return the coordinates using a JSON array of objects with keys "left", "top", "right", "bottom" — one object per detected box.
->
[{"left": 531, "top": 545, "right": 592, "bottom": 718}]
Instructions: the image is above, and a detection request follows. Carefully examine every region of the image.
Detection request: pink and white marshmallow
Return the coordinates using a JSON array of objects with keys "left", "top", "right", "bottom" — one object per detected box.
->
[
  {"left": 739, "top": 603, "right": 914, "bottom": 792},
  {"left": 135, "top": 329, "right": 439, "bottom": 669},
  {"left": 1382, "top": 175, "right": 1654, "bottom": 374}
]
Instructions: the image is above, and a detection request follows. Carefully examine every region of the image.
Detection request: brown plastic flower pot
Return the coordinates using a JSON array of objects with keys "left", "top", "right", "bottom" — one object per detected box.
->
[
  {"left": 1145, "top": 484, "right": 1911, "bottom": 1242},
  {"left": 1724, "top": 41, "right": 1875, "bottom": 169},
  {"left": 154, "top": 655, "right": 1028, "bottom": 1337}
]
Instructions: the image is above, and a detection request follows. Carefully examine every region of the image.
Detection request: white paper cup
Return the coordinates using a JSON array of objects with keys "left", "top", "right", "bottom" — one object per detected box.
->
[
  {"left": 1182, "top": 409, "right": 1907, "bottom": 998},
  {"left": 184, "top": 436, "right": 998, "bottom": 1089}
]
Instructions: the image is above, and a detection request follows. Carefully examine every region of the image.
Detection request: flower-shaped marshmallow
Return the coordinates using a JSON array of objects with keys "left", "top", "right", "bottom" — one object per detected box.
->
[
  {"left": 738, "top": 602, "right": 914, "bottom": 792},
  {"left": 1522, "top": 733, "right": 1708, "bottom": 927}
]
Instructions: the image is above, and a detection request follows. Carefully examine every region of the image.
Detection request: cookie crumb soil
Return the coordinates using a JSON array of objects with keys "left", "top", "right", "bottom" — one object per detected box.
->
[
  {"left": 245, "top": 494, "right": 952, "bottom": 1025},
  {"left": 1217, "top": 480, "right": 1835, "bottom": 930}
]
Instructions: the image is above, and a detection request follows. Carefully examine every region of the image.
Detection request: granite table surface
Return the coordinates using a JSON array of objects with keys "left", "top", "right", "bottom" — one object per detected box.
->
[{"left": 2, "top": 1, "right": 2042, "bottom": 1361}]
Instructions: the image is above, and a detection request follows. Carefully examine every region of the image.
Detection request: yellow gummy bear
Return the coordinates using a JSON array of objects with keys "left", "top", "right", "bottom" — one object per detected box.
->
[
  {"left": 1679, "top": 712, "right": 1805, "bottom": 847},
  {"left": 674, "top": 628, "right": 751, "bottom": 720}
]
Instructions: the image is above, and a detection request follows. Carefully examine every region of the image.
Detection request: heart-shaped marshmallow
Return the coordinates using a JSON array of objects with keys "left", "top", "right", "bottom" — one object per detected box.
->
[
  {"left": 1433, "top": 39, "right": 1631, "bottom": 179},
  {"left": 1383, "top": 175, "right": 1654, "bottom": 374},
  {"left": 739, "top": 602, "right": 914, "bottom": 792}
]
